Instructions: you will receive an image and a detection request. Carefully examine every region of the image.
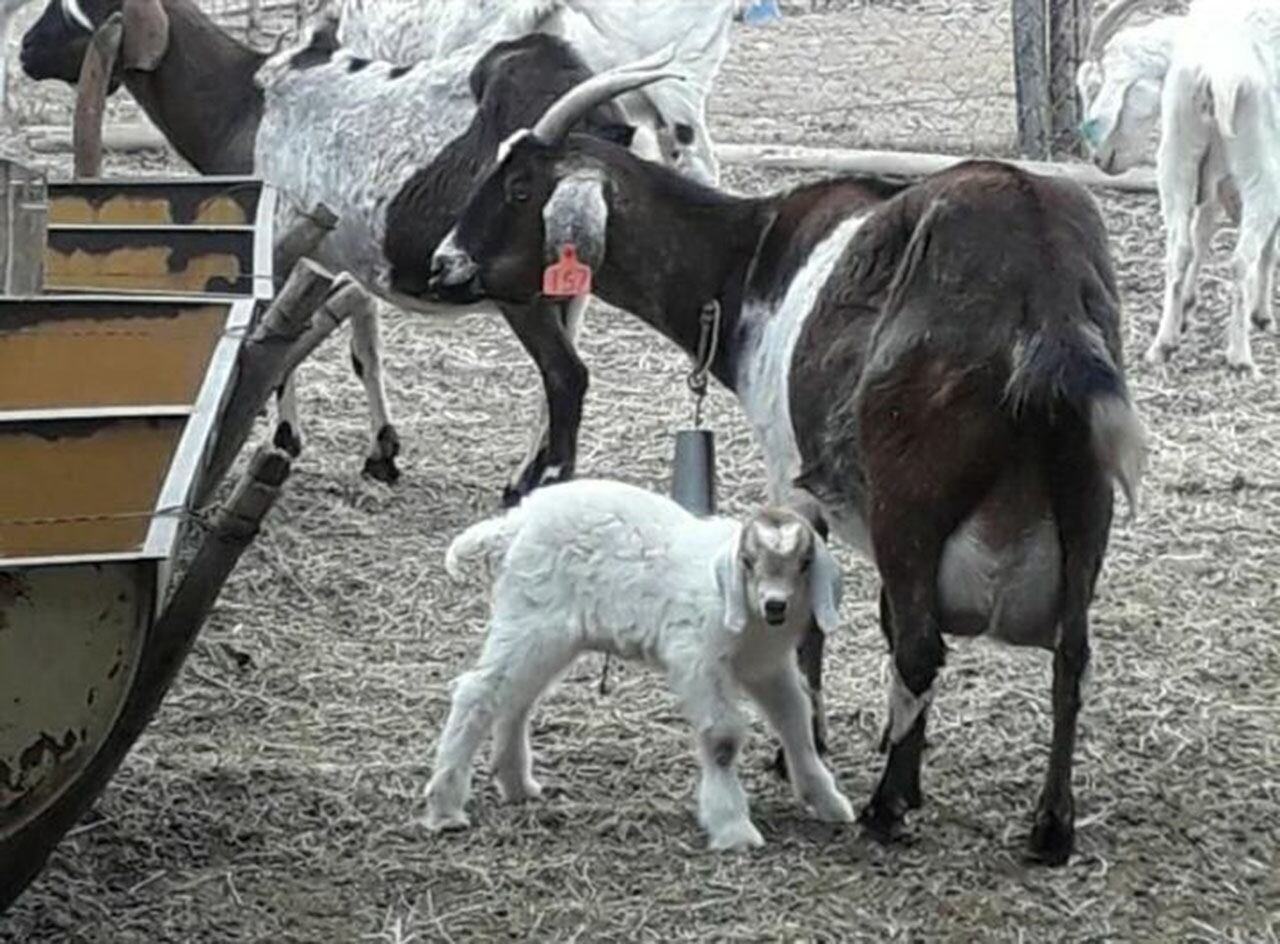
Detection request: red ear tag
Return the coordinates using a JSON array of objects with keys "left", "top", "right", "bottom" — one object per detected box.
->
[{"left": 542, "top": 244, "right": 593, "bottom": 298}]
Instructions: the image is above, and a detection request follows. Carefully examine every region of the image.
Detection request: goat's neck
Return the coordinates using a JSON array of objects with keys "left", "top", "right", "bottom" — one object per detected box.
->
[
  {"left": 123, "top": 0, "right": 266, "bottom": 174},
  {"left": 593, "top": 171, "right": 769, "bottom": 392}
]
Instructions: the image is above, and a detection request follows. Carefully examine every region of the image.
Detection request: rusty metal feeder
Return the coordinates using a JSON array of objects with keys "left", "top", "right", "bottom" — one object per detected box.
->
[{"left": 0, "top": 156, "right": 355, "bottom": 910}]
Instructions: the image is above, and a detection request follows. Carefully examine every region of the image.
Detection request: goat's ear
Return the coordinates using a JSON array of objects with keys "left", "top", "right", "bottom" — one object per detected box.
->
[
  {"left": 713, "top": 533, "right": 750, "bottom": 634},
  {"left": 542, "top": 170, "right": 609, "bottom": 270},
  {"left": 809, "top": 534, "right": 842, "bottom": 634},
  {"left": 121, "top": 0, "right": 169, "bottom": 71}
]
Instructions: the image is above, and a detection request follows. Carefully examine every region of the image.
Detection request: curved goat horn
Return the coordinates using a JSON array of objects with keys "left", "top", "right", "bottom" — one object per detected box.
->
[
  {"left": 531, "top": 43, "right": 686, "bottom": 146},
  {"left": 1086, "top": 0, "right": 1159, "bottom": 60}
]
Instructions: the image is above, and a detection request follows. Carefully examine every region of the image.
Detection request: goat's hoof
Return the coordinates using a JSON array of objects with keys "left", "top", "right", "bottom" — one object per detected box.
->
[
  {"left": 1026, "top": 810, "right": 1074, "bottom": 866},
  {"left": 903, "top": 781, "right": 924, "bottom": 811},
  {"left": 1143, "top": 341, "right": 1175, "bottom": 365},
  {"left": 1250, "top": 312, "right": 1273, "bottom": 331},
  {"left": 812, "top": 791, "right": 856, "bottom": 824},
  {"left": 496, "top": 778, "right": 543, "bottom": 803},
  {"left": 362, "top": 425, "right": 402, "bottom": 484},
  {"left": 708, "top": 821, "right": 764, "bottom": 851},
  {"left": 363, "top": 455, "right": 401, "bottom": 484},
  {"left": 422, "top": 807, "right": 470, "bottom": 833},
  {"left": 1226, "top": 353, "right": 1259, "bottom": 377},
  {"left": 858, "top": 794, "right": 910, "bottom": 844},
  {"left": 272, "top": 421, "right": 303, "bottom": 458}
]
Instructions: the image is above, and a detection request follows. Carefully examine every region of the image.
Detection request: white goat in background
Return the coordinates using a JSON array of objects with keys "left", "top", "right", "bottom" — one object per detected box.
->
[
  {"left": 334, "top": 0, "right": 736, "bottom": 184},
  {"left": 1079, "top": 0, "right": 1280, "bottom": 372},
  {"left": 425, "top": 479, "right": 854, "bottom": 850}
]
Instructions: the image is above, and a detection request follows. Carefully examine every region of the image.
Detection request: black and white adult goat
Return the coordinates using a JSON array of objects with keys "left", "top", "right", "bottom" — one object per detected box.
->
[
  {"left": 1078, "top": 0, "right": 1280, "bottom": 373},
  {"left": 21, "top": 0, "right": 735, "bottom": 495},
  {"left": 427, "top": 63, "right": 1148, "bottom": 865}
]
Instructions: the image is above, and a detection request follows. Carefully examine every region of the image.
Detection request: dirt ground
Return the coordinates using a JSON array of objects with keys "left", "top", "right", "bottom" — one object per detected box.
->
[{"left": 2, "top": 3, "right": 1278, "bottom": 942}]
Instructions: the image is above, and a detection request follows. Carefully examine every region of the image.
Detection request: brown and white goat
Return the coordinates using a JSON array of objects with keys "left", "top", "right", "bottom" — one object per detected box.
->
[{"left": 425, "top": 66, "right": 1148, "bottom": 865}]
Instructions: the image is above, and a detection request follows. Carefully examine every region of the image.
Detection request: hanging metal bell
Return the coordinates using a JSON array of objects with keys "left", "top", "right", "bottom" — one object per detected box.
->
[{"left": 671, "top": 428, "right": 716, "bottom": 516}]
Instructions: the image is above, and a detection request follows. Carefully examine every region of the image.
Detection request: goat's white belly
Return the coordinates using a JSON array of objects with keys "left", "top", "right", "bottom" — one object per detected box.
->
[
  {"left": 735, "top": 211, "right": 873, "bottom": 556},
  {"left": 937, "top": 514, "right": 1062, "bottom": 649}
]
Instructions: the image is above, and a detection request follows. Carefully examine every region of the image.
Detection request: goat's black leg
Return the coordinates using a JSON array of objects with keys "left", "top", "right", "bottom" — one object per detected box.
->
[
  {"left": 1028, "top": 430, "right": 1110, "bottom": 866},
  {"left": 499, "top": 298, "right": 588, "bottom": 507},
  {"left": 860, "top": 580, "right": 942, "bottom": 842},
  {"left": 873, "top": 586, "right": 924, "bottom": 810},
  {"left": 1028, "top": 617, "right": 1089, "bottom": 865}
]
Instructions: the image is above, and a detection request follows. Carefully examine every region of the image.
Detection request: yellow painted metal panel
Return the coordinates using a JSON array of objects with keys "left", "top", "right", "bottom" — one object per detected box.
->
[
  {"left": 47, "top": 194, "right": 250, "bottom": 226},
  {"left": 0, "top": 419, "right": 185, "bottom": 559},
  {"left": 0, "top": 305, "right": 227, "bottom": 411},
  {"left": 43, "top": 247, "right": 243, "bottom": 294}
]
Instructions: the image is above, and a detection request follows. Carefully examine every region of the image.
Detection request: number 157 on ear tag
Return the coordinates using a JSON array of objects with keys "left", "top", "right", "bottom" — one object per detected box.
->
[{"left": 542, "top": 244, "right": 593, "bottom": 299}]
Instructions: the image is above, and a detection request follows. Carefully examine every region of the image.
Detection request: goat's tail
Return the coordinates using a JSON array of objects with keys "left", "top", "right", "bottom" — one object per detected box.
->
[
  {"left": 1005, "top": 319, "right": 1148, "bottom": 517},
  {"left": 444, "top": 508, "right": 528, "bottom": 584}
]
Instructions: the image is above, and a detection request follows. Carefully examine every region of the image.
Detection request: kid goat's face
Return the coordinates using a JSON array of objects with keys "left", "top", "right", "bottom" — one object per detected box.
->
[{"left": 739, "top": 513, "right": 817, "bottom": 627}]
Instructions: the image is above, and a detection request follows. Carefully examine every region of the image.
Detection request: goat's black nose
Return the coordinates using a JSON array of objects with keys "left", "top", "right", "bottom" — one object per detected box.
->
[{"left": 764, "top": 599, "right": 787, "bottom": 622}]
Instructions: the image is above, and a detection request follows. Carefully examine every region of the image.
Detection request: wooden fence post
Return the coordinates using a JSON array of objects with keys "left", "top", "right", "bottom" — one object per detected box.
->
[
  {"left": 1012, "top": 0, "right": 1049, "bottom": 159},
  {"left": 1049, "top": 0, "right": 1090, "bottom": 156}
]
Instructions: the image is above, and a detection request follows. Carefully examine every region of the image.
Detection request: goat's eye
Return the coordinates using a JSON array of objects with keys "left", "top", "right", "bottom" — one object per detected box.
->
[
  {"left": 508, "top": 181, "right": 531, "bottom": 204},
  {"left": 800, "top": 556, "right": 812, "bottom": 573},
  {"left": 740, "top": 555, "right": 754, "bottom": 573}
]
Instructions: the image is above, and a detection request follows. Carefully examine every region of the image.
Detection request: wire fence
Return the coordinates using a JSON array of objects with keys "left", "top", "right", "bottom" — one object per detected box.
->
[{"left": 191, "top": 0, "right": 1180, "bottom": 161}]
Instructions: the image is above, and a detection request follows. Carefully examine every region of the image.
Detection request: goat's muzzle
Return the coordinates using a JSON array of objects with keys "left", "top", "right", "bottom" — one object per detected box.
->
[
  {"left": 764, "top": 599, "right": 787, "bottom": 625},
  {"left": 426, "top": 247, "right": 483, "bottom": 304}
]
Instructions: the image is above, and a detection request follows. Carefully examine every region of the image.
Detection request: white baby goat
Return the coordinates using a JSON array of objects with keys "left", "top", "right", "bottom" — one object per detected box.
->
[{"left": 424, "top": 478, "right": 855, "bottom": 850}]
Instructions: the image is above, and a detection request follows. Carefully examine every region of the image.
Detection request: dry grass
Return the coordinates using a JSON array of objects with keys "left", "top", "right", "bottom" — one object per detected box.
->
[{"left": 3, "top": 3, "right": 1280, "bottom": 942}]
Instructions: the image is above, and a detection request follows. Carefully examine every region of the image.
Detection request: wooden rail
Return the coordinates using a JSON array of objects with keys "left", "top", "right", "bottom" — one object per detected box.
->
[{"left": 25, "top": 125, "right": 1158, "bottom": 193}]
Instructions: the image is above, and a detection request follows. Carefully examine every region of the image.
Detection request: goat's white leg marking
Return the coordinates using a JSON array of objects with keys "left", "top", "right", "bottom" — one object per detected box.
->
[
  {"left": 695, "top": 726, "right": 762, "bottom": 851},
  {"left": 886, "top": 662, "right": 935, "bottom": 747},
  {"left": 745, "top": 667, "right": 853, "bottom": 823},
  {"left": 676, "top": 673, "right": 760, "bottom": 850}
]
